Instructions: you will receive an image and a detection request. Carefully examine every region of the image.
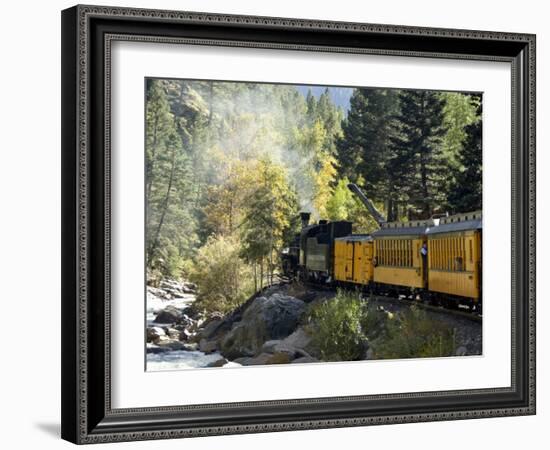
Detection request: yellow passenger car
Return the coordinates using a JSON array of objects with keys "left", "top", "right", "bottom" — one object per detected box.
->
[
  {"left": 333, "top": 235, "right": 373, "bottom": 285},
  {"left": 371, "top": 221, "right": 429, "bottom": 290},
  {"left": 426, "top": 211, "right": 482, "bottom": 301}
]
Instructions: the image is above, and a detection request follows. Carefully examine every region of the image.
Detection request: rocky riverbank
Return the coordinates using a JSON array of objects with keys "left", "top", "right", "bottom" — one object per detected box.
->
[
  {"left": 146, "top": 281, "right": 322, "bottom": 369},
  {"left": 146, "top": 280, "right": 482, "bottom": 371}
]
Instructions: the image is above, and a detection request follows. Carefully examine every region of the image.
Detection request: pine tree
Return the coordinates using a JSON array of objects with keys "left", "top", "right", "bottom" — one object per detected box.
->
[
  {"left": 337, "top": 88, "right": 399, "bottom": 219},
  {"left": 389, "top": 90, "right": 448, "bottom": 219},
  {"left": 336, "top": 89, "right": 369, "bottom": 183},
  {"left": 439, "top": 92, "right": 481, "bottom": 169},
  {"left": 447, "top": 95, "right": 482, "bottom": 212}
]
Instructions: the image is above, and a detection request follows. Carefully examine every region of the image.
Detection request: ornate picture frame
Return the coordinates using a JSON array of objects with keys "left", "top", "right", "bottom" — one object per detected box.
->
[{"left": 61, "top": 4, "right": 536, "bottom": 444}]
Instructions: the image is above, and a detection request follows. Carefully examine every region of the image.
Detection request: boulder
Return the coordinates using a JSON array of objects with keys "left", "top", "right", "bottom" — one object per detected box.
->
[
  {"left": 199, "top": 339, "right": 218, "bottom": 354},
  {"left": 233, "top": 357, "right": 253, "bottom": 365},
  {"left": 182, "top": 281, "right": 197, "bottom": 292},
  {"left": 182, "top": 342, "right": 199, "bottom": 352},
  {"left": 146, "top": 343, "right": 171, "bottom": 354},
  {"left": 147, "top": 286, "right": 168, "bottom": 299},
  {"left": 179, "top": 328, "right": 192, "bottom": 341},
  {"left": 455, "top": 346, "right": 468, "bottom": 356},
  {"left": 165, "top": 288, "right": 186, "bottom": 299},
  {"left": 181, "top": 305, "right": 202, "bottom": 321},
  {"left": 260, "top": 340, "right": 281, "bottom": 353},
  {"left": 166, "top": 328, "right": 182, "bottom": 340},
  {"left": 260, "top": 340, "right": 310, "bottom": 360},
  {"left": 266, "top": 352, "right": 293, "bottom": 364},
  {"left": 270, "top": 326, "right": 320, "bottom": 359},
  {"left": 198, "top": 318, "right": 224, "bottom": 341},
  {"left": 233, "top": 353, "right": 273, "bottom": 366},
  {"left": 157, "top": 339, "right": 187, "bottom": 351},
  {"left": 160, "top": 279, "right": 183, "bottom": 291},
  {"left": 233, "top": 352, "right": 294, "bottom": 366},
  {"left": 180, "top": 286, "right": 196, "bottom": 295},
  {"left": 157, "top": 279, "right": 197, "bottom": 295},
  {"left": 291, "top": 356, "right": 319, "bottom": 364},
  {"left": 220, "top": 294, "right": 306, "bottom": 359},
  {"left": 146, "top": 326, "right": 166, "bottom": 343},
  {"left": 281, "top": 327, "right": 312, "bottom": 351},
  {"left": 206, "top": 357, "right": 228, "bottom": 368},
  {"left": 154, "top": 305, "right": 183, "bottom": 324}
]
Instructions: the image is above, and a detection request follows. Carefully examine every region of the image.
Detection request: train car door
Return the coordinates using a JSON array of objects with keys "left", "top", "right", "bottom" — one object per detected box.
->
[
  {"left": 364, "top": 241, "right": 374, "bottom": 282},
  {"left": 345, "top": 240, "right": 354, "bottom": 281}
]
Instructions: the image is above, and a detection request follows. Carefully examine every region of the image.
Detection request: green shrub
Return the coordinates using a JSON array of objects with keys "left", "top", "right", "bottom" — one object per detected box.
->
[
  {"left": 309, "top": 289, "right": 367, "bottom": 362},
  {"left": 360, "top": 305, "right": 391, "bottom": 341},
  {"left": 372, "top": 306, "right": 456, "bottom": 359},
  {"left": 189, "top": 234, "right": 254, "bottom": 315}
]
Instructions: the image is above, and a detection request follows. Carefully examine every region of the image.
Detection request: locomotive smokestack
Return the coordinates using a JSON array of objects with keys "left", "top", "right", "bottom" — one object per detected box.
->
[
  {"left": 300, "top": 212, "right": 310, "bottom": 229},
  {"left": 347, "top": 183, "right": 386, "bottom": 227}
]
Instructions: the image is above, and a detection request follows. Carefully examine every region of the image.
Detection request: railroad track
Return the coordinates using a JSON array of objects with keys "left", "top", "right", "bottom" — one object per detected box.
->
[
  {"left": 275, "top": 275, "right": 482, "bottom": 323},
  {"left": 280, "top": 278, "right": 482, "bottom": 324},
  {"left": 368, "top": 294, "right": 482, "bottom": 323}
]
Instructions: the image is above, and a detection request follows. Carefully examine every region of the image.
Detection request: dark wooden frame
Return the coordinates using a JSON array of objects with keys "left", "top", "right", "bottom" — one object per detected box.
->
[{"left": 61, "top": 4, "right": 536, "bottom": 444}]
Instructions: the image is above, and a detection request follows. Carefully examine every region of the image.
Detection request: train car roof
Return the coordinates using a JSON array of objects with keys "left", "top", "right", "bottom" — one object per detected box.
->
[
  {"left": 371, "top": 225, "right": 428, "bottom": 237},
  {"left": 334, "top": 234, "right": 373, "bottom": 242},
  {"left": 301, "top": 220, "right": 352, "bottom": 231},
  {"left": 426, "top": 218, "right": 482, "bottom": 235}
]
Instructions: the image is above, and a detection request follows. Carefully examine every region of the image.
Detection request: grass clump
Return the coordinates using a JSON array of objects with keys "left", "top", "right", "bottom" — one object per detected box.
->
[
  {"left": 372, "top": 306, "right": 457, "bottom": 359},
  {"left": 308, "top": 289, "right": 367, "bottom": 361}
]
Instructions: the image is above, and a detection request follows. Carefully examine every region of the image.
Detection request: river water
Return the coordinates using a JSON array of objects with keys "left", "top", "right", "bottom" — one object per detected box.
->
[{"left": 146, "top": 290, "right": 230, "bottom": 371}]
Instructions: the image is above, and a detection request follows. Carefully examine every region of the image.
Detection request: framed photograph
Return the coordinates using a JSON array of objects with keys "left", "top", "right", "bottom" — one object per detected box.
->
[{"left": 61, "top": 4, "right": 536, "bottom": 444}]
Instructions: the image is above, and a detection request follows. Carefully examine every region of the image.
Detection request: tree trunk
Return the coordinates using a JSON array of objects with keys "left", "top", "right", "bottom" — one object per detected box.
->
[
  {"left": 148, "top": 142, "right": 177, "bottom": 262},
  {"left": 419, "top": 150, "right": 431, "bottom": 218},
  {"left": 146, "top": 115, "right": 160, "bottom": 201},
  {"left": 259, "top": 260, "right": 264, "bottom": 290}
]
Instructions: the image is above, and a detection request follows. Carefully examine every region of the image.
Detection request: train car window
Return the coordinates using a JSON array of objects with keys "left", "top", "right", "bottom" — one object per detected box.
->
[
  {"left": 440, "top": 239, "right": 443, "bottom": 270},
  {"left": 399, "top": 239, "right": 402, "bottom": 266},
  {"left": 452, "top": 238, "right": 456, "bottom": 270},
  {"left": 396, "top": 239, "right": 400, "bottom": 266},
  {"left": 398, "top": 240, "right": 402, "bottom": 266},
  {"left": 446, "top": 238, "right": 451, "bottom": 271},
  {"left": 398, "top": 240, "right": 400, "bottom": 267},
  {"left": 450, "top": 238, "right": 453, "bottom": 270},
  {"left": 460, "top": 236, "right": 466, "bottom": 270}
]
